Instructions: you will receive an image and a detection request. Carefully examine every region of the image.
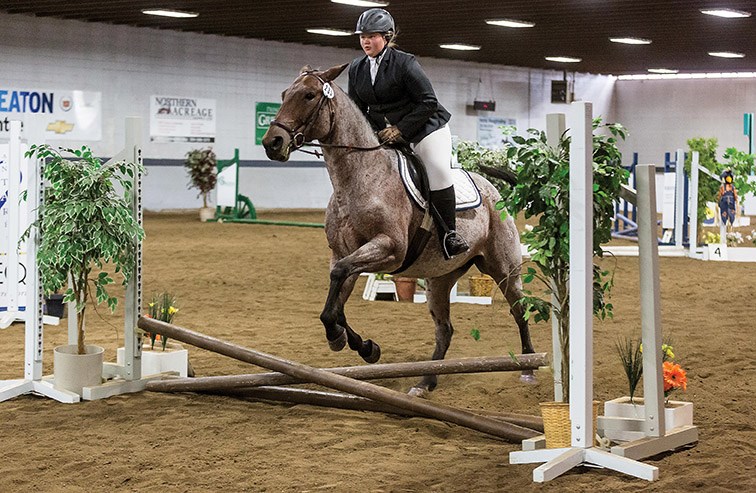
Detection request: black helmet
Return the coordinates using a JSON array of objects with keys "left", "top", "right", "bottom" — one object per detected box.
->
[
  {"left": 355, "top": 8, "right": 395, "bottom": 36},
  {"left": 721, "top": 168, "right": 734, "bottom": 181}
]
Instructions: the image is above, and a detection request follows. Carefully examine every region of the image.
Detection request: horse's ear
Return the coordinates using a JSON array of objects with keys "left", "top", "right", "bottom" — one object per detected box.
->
[
  {"left": 321, "top": 63, "right": 349, "bottom": 82},
  {"left": 300, "top": 64, "right": 314, "bottom": 74}
]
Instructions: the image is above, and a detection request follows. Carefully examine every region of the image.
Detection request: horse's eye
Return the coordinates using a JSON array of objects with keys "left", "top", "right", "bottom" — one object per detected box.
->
[{"left": 305, "top": 92, "right": 316, "bottom": 101}]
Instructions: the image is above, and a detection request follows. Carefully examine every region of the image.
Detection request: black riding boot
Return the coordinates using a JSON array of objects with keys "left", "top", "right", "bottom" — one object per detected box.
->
[{"left": 429, "top": 185, "right": 469, "bottom": 258}]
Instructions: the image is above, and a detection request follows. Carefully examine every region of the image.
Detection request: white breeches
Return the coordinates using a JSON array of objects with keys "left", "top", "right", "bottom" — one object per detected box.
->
[{"left": 412, "top": 125, "right": 453, "bottom": 191}]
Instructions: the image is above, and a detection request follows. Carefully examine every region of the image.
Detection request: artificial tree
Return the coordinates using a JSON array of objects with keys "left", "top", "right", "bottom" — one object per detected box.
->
[
  {"left": 459, "top": 119, "right": 628, "bottom": 401},
  {"left": 184, "top": 148, "right": 217, "bottom": 209},
  {"left": 23, "top": 145, "right": 144, "bottom": 355}
]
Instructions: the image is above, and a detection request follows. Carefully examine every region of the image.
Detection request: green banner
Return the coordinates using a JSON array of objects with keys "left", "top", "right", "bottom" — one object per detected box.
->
[{"left": 255, "top": 102, "right": 281, "bottom": 145}]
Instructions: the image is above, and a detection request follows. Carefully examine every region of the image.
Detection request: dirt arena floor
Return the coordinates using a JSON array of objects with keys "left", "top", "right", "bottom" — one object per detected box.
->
[{"left": 1, "top": 210, "right": 754, "bottom": 492}]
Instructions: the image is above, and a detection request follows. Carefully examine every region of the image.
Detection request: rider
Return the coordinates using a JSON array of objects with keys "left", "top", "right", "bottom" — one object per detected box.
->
[
  {"left": 347, "top": 8, "right": 469, "bottom": 258},
  {"left": 718, "top": 168, "right": 738, "bottom": 228}
]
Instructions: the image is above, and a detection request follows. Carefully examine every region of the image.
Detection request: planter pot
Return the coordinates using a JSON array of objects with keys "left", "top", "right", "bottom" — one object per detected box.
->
[
  {"left": 393, "top": 277, "right": 417, "bottom": 302},
  {"left": 53, "top": 344, "right": 104, "bottom": 395},
  {"left": 603, "top": 396, "right": 693, "bottom": 441},
  {"left": 469, "top": 275, "right": 495, "bottom": 297},
  {"left": 44, "top": 294, "right": 66, "bottom": 318},
  {"left": 117, "top": 342, "right": 189, "bottom": 377},
  {"left": 199, "top": 207, "right": 215, "bottom": 222},
  {"left": 540, "top": 401, "right": 600, "bottom": 448}
]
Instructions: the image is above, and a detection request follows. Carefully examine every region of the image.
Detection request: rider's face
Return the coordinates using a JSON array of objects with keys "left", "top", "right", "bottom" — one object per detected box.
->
[{"left": 360, "top": 33, "right": 387, "bottom": 57}]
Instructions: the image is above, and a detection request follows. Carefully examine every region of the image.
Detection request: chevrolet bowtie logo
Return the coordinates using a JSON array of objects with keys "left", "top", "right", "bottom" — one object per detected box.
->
[{"left": 46, "top": 120, "right": 75, "bottom": 134}]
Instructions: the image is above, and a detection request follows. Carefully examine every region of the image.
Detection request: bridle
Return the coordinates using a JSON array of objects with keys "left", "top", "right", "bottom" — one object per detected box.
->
[{"left": 269, "top": 71, "right": 384, "bottom": 158}]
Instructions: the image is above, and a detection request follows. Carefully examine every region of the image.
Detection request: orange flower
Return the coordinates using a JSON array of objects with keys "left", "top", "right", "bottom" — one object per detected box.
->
[{"left": 663, "top": 361, "right": 688, "bottom": 392}]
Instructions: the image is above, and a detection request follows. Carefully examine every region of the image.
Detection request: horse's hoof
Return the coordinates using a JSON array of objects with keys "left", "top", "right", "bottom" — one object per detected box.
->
[
  {"left": 327, "top": 330, "right": 347, "bottom": 352},
  {"left": 360, "top": 340, "right": 381, "bottom": 364},
  {"left": 520, "top": 372, "right": 537, "bottom": 384},
  {"left": 408, "top": 386, "right": 429, "bottom": 398}
]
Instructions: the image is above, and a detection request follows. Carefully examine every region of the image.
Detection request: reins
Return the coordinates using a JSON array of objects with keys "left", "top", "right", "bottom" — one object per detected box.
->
[{"left": 271, "top": 71, "right": 387, "bottom": 158}]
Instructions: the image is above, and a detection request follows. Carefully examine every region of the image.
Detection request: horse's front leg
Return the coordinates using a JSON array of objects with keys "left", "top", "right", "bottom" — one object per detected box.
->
[{"left": 320, "top": 234, "right": 402, "bottom": 363}]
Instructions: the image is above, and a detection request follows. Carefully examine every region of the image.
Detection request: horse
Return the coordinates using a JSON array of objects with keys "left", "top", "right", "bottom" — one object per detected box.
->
[{"left": 262, "top": 64, "right": 535, "bottom": 397}]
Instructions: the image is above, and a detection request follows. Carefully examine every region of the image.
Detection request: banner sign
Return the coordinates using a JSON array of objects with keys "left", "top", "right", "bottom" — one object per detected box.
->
[
  {"left": 150, "top": 95, "right": 216, "bottom": 143},
  {"left": 256, "top": 102, "right": 280, "bottom": 145},
  {"left": 0, "top": 88, "right": 102, "bottom": 141},
  {"left": 477, "top": 116, "right": 516, "bottom": 150},
  {"left": 0, "top": 143, "right": 29, "bottom": 312}
]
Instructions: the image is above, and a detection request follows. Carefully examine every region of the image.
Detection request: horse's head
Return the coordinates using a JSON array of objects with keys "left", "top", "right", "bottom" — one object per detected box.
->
[{"left": 262, "top": 63, "right": 349, "bottom": 161}]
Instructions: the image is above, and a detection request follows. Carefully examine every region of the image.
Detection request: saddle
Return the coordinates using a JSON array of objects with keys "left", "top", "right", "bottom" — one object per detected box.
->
[{"left": 389, "top": 147, "right": 482, "bottom": 274}]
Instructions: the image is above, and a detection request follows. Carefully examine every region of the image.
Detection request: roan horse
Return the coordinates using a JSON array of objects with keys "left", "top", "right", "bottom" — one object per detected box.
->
[{"left": 262, "top": 64, "right": 535, "bottom": 397}]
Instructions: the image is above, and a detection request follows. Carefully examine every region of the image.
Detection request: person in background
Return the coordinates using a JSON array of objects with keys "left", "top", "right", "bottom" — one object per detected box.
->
[
  {"left": 718, "top": 168, "right": 738, "bottom": 230},
  {"left": 347, "top": 8, "right": 469, "bottom": 258}
]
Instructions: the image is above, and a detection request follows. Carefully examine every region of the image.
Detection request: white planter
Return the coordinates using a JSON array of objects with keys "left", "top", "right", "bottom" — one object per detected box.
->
[
  {"left": 199, "top": 207, "right": 215, "bottom": 222},
  {"left": 603, "top": 396, "right": 694, "bottom": 441},
  {"left": 117, "top": 342, "right": 189, "bottom": 377},
  {"left": 53, "top": 344, "right": 104, "bottom": 395}
]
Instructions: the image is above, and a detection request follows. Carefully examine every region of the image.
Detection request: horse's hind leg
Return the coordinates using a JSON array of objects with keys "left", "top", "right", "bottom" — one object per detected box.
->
[
  {"left": 408, "top": 266, "right": 468, "bottom": 398},
  {"left": 475, "top": 256, "right": 537, "bottom": 384}
]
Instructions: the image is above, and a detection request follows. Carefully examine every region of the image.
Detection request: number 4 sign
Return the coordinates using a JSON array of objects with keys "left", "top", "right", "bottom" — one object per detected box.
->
[{"left": 707, "top": 243, "right": 728, "bottom": 261}]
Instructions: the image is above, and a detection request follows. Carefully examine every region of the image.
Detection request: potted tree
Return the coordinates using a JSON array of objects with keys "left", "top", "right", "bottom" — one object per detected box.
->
[
  {"left": 23, "top": 145, "right": 144, "bottom": 396},
  {"left": 184, "top": 148, "right": 217, "bottom": 221},
  {"left": 461, "top": 119, "right": 628, "bottom": 447}
]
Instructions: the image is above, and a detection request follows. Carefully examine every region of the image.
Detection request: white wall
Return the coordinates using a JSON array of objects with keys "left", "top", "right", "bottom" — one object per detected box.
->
[
  {"left": 615, "top": 78, "right": 756, "bottom": 166},
  {"left": 0, "top": 12, "right": 617, "bottom": 210}
]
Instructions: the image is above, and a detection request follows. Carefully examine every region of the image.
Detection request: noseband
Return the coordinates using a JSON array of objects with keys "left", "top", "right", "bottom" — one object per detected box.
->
[{"left": 269, "top": 72, "right": 335, "bottom": 153}]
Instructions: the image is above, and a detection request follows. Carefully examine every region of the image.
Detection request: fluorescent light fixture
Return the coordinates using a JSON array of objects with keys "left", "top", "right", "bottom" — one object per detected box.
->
[
  {"left": 331, "top": 0, "right": 390, "bottom": 6},
  {"left": 700, "top": 8, "right": 751, "bottom": 18},
  {"left": 306, "top": 28, "right": 353, "bottom": 36},
  {"left": 619, "top": 72, "right": 756, "bottom": 80},
  {"left": 610, "top": 37, "right": 652, "bottom": 45},
  {"left": 485, "top": 18, "right": 535, "bottom": 28},
  {"left": 142, "top": 9, "right": 198, "bottom": 18},
  {"left": 648, "top": 68, "right": 679, "bottom": 74},
  {"left": 545, "top": 56, "right": 582, "bottom": 63},
  {"left": 440, "top": 43, "right": 481, "bottom": 51},
  {"left": 708, "top": 51, "right": 746, "bottom": 58}
]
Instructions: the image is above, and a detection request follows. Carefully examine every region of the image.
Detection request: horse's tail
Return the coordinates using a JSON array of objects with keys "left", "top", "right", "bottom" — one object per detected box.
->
[{"left": 477, "top": 165, "right": 517, "bottom": 186}]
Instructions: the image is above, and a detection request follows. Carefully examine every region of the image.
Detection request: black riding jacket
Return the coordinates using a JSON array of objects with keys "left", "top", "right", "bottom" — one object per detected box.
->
[{"left": 348, "top": 47, "right": 451, "bottom": 144}]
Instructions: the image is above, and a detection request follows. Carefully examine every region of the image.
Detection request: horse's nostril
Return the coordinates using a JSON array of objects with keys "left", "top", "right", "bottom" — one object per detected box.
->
[{"left": 269, "top": 136, "right": 283, "bottom": 151}]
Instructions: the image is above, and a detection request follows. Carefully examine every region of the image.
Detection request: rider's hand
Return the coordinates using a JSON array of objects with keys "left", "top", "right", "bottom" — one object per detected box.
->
[{"left": 378, "top": 125, "right": 402, "bottom": 144}]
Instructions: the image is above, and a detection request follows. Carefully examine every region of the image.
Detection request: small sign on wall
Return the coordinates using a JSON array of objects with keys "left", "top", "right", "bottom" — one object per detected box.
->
[
  {"left": 256, "top": 102, "right": 280, "bottom": 145},
  {"left": 150, "top": 95, "right": 216, "bottom": 143},
  {"left": 477, "top": 116, "right": 516, "bottom": 150}
]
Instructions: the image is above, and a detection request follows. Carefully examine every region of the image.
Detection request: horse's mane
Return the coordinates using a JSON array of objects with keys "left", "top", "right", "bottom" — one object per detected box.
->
[{"left": 298, "top": 64, "right": 380, "bottom": 147}]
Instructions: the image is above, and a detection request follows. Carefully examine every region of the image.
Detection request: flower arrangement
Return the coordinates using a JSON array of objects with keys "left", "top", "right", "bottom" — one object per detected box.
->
[
  {"left": 184, "top": 148, "right": 217, "bottom": 208},
  {"left": 745, "top": 230, "right": 756, "bottom": 246},
  {"left": 703, "top": 231, "right": 744, "bottom": 246},
  {"left": 662, "top": 361, "right": 688, "bottom": 402},
  {"left": 145, "top": 292, "right": 178, "bottom": 350},
  {"left": 616, "top": 337, "right": 677, "bottom": 403}
]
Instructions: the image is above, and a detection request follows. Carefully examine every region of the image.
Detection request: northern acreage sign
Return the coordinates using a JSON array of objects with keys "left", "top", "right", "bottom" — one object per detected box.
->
[
  {"left": 150, "top": 95, "right": 216, "bottom": 143},
  {"left": 256, "top": 102, "right": 280, "bottom": 145}
]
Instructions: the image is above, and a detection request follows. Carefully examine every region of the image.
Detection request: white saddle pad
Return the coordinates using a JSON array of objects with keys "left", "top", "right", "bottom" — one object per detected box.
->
[{"left": 397, "top": 151, "right": 482, "bottom": 211}]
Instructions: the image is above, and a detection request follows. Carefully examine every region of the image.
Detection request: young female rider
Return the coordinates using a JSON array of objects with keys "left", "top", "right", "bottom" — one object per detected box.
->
[{"left": 347, "top": 8, "right": 469, "bottom": 258}]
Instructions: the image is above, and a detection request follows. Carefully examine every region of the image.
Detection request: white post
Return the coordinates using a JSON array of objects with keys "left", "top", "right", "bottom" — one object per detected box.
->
[
  {"left": 546, "top": 113, "right": 566, "bottom": 402},
  {"left": 636, "top": 164, "right": 666, "bottom": 437},
  {"left": 568, "top": 102, "right": 593, "bottom": 448},
  {"left": 674, "top": 149, "right": 685, "bottom": 248},
  {"left": 122, "top": 117, "right": 143, "bottom": 381},
  {"left": 5, "top": 122, "right": 21, "bottom": 323},
  {"left": 689, "top": 152, "right": 700, "bottom": 257}
]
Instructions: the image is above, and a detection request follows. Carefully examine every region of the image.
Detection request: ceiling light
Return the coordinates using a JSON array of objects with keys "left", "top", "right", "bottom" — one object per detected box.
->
[
  {"left": 485, "top": 19, "right": 535, "bottom": 28},
  {"left": 142, "top": 9, "right": 198, "bottom": 18},
  {"left": 708, "top": 51, "right": 746, "bottom": 58},
  {"left": 700, "top": 8, "right": 751, "bottom": 18},
  {"left": 440, "top": 44, "right": 481, "bottom": 51},
  {"left": 306, "top": 28, "right": 353, "bottom": 36},
  {"left": 619, "top": 72, "right": 756, "bottom": 80},
  {"left": 610, "top": 37, "right": 652, "bottom": 45},
  {"left": 331, "top": 0, "right": 390, "bottom": 6},
  {"left": 648, "top": 68, "right": 679, "bottom": 74},
  {"left": 545, "top": 56, "right": 582, "bottom": 63}
]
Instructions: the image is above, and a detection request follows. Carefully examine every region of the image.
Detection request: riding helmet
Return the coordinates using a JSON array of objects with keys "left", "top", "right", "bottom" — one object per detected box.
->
[
  {"left": 721, "top": 168, "right": 734, "bottom": 183},
  {"left": 355, "top": 8, "right": 395, "bottom": 36}
]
